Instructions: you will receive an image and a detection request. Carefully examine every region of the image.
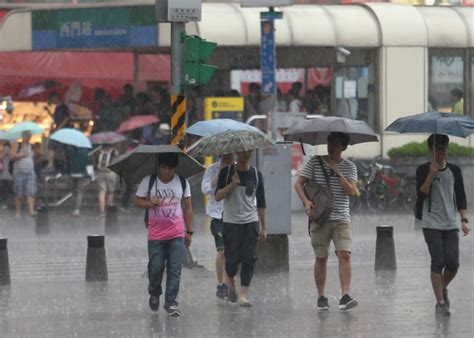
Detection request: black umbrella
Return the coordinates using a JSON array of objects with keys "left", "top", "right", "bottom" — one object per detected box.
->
[{"left": 108, "top": 144, "right": 204, "bottom": 184}]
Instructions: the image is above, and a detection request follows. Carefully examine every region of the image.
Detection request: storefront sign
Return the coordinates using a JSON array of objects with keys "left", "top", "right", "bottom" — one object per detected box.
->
[{"left": 32, "top": 6, "right": 157, "bottom": 50}]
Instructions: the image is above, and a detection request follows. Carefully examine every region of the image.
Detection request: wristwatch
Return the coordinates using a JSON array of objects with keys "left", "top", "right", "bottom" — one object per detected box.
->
[
  {"left": 186, "top": 230, "right": 194, "bottom": 235},
  {"left": 461, "top": 218, "right": 468, "bottom": 223}
]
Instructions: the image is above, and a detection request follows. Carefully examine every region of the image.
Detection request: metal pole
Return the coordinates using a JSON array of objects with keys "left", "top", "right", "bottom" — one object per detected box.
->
[{"left": 171, "top": 22, "right": 185, "bottom": 95}]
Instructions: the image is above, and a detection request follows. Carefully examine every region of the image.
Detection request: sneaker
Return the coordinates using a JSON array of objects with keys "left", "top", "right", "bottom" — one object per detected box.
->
[
  {"left": 435, "top": 303, "right": 450, "bottom": 316},
  {"left": 149, "top": 295, "right": 159, "bottom": 312},
  {"left": 164, "top": 303, "right": 181, "bottom": 317},
  {"left": 443, "top": 289, "right": 450, "bottom": 309},
  {"left": 238, "top": 297, "right": 252, "bottom": 307},
  {"left": 317, "top": 296, "right": 330, "bottom": 311},
  {"left": 227, "top": 287, "right": 238, "bottom": 303},
  {"left": 216, "top": 284, "right": 229, "bottom": 299},
  {"left": 72, "top": 209, "right": 80, "bottom": 217},
  {"left": 339, "top": 294, "right": 358, "bottom": 310}
]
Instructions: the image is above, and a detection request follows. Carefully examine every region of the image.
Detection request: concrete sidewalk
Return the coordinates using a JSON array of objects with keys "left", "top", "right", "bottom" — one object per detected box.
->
[{"left": 0, "top": 211, "right": 473, "bottom": 337}]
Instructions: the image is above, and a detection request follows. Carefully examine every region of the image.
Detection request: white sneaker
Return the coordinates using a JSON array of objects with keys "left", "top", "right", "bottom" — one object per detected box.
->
[{"left": 72, "top": 209, "right": 80, "bottom": 217}]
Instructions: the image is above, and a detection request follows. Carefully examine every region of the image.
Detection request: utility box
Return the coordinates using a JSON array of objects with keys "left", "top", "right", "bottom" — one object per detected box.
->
[{"left": 255, "top": 142, "right": 292, "bottom": 235}]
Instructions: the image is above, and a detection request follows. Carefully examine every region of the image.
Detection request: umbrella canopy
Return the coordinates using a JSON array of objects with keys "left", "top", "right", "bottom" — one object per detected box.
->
[
  {"left": 284, "top": 116, "right": 378, "bottom": 145},
  {"left": 189, "top": 130, "right": 274, "bottom": 156},
  {"left": 186, "top": 119, "right": 260, "bottom": 138},
  {"left": 50, "top": 128, "right": 92, "bottom": 149},
  {"left": 117, "top": 115, "right": 159, "bottom": 133},
  {"left": 384, "top": 112, "right": 474, "bottom": 138},
  {"left": 2, "top": 121, "right": 44, "bottom": 140},
  {"left": 108, "top": 144, "right": 204, "bottom": 184},
  {"left": 90, "top": 131, "right": 126, "bottom": 145}
]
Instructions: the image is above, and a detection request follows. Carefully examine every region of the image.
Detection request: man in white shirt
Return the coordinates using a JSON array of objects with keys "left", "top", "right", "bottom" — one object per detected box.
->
[{"left": 201, "top": 153, "right": 234, "bottom": 299}]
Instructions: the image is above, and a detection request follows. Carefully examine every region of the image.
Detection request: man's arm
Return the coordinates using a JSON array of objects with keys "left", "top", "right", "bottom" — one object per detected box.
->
[
  {"left": 459, "top": 209, "right": 470, "bottom": 236},
  {"left": 182, "top": 196, "right": 193, "bottom": 247},
  {"left": 201, "top": 166, "right": 214, "bottom": 195},
  {"left": 257, "top": 208, "right": 267, "bottom": 241},
  {"left": 134, "top": 196, "right": 157, "bottom": 209},
  {"left": 295, "top": 175, "right": 314, "bottom": 216},
  {"left": 420, "top": 162, "right": 438, "bottom": 195}
]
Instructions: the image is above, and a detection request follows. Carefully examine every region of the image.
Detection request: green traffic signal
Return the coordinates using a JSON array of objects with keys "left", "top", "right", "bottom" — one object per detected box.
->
[{"left": 181, "top": 34, "right": 217, "bottom": 89}]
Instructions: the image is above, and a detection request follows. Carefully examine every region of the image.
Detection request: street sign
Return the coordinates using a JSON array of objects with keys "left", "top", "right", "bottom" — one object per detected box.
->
[
  {"left": 32, "top": 6, "right": 157, "bottom": 50},
  {"left": 241, "top": 0, "right": 293, "bottom": 7},
  {"left": 156, "top": 0, "right": 201, "bottom": 22},
  {"left": 260, "top": 20, "right": 276, "bottom": 95}
]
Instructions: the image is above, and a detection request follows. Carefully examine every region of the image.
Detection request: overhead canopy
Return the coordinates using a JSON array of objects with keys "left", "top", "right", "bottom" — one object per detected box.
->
[{"left": 0, "top": 3, "right": 473, "bottom": 50}]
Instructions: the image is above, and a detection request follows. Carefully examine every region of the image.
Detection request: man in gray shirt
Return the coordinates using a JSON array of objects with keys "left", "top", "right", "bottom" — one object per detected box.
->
[
  {"left": 215, "top": 150, "right": 267, "bottom": 307},
  {"left": 415, "top": 134, "right": 470, "bottom": 316}
]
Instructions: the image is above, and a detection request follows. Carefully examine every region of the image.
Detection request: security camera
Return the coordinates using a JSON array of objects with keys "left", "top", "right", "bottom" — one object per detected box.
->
[{"left": 337, "top": 47, "right": 351, "bottom": 56}]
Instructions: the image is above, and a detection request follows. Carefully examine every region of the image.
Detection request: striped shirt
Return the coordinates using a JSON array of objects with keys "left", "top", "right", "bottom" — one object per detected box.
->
[
  {"left": 13, "top": 143, "right": 35, "bottom": 175},
  {"left": 299, "top": 156, "right": 357, "bottom": 222}
]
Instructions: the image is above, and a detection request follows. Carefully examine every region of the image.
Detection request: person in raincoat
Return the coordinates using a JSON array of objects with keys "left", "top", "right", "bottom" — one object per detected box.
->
[
  {"left": 215, "top": 150, "right": 267, "bottom": 306},
  {"left": 415, "top": 134, "right": 469, "bottom": 316}
]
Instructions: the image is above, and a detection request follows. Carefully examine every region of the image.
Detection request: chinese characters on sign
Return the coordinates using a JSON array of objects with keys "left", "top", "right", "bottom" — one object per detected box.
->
[
  {"left": 60, "top": 21, "right": 93, "bottom": 38},
  {"left": 260, "top": 20, "right": 276, "bottom": 95}
]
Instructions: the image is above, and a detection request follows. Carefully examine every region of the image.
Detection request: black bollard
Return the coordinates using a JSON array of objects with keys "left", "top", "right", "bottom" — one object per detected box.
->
[
  {"left": 105, "top": 205, "right": 119, "bottom": 235},
  {"left": 85, "top": 235, "right": 108, "bottom": 281},
  {"left": 375, "top": 225, "right": 397, "bottom": 271},
  {"left": 0, "top": 238, "right": 11, "bottom": 286},
  {"left": 36, "top": 205, "right": 50, "bottom": 236}
]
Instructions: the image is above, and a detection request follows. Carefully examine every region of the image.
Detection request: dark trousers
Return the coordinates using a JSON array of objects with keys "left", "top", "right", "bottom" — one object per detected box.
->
[
  {"left": 121, "top": 180, "right": 134, "bottom": 209},
  {"left": 223, "top": 221, "right": 259, "bottom": 287},
  {"left": 423, "top": 228, "right": 459, "bottom": 274}
]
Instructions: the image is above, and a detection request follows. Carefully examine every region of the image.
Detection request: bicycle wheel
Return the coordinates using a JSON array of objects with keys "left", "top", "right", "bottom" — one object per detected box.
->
[
  {"left": 366, "top": 182, "right": 388, "bottom": 213},
  {"left": 400, "top": 181, "right": 417, "bottom": 213}
]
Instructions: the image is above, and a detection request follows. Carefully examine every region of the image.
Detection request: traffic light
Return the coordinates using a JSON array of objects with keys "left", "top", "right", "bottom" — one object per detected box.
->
[{"left": 181, "top": 34, "right": 217, "bottom": 90}]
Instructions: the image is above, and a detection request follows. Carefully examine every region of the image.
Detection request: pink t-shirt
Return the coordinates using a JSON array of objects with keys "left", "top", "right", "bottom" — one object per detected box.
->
[{"left": 136, "top": 175, "right": 191, "bottom": 240}]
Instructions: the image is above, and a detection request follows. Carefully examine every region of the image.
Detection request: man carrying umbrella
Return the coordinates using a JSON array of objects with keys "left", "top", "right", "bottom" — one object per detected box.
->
[
  {"left": 415, "top": 134, "right": 469, "bottom": 316},
  {"left": 294, "top": 132, "right": 359, "bottom": 311},
  {"left": 134, "top": 153, "right": 193, "bottom": 317}
]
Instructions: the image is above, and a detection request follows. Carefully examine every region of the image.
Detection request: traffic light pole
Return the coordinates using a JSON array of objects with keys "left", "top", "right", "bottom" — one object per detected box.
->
[{"left": 170, "top": 22, "right": 186, "bottom": 147}]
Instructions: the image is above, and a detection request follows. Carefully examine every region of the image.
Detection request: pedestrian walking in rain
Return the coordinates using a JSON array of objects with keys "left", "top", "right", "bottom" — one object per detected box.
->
[
  {"left": 0, "top": 140, "right": 13, "bottom": 210},
  {"left": 134, "top": 153, "right": 193, "bottom": 316},
  {"left": 415, "top": 134, "right": 469, "bottom": 316},
  {"left": 215, "top": 150, "right": 267, "bottom": 306},
  {"left": 294, "top": 132, "right": 358, "bottom": 311},
  {"left": 64, "top": 145, "right": 91, "bottom": 218},
  {"left": 201, "top": 153, "right": 235, "bottom": 299},
  {"left": 10, "top": 131, "right": 37, "bottom": 218},
  {"left": 94, "top": 145, "right": 119, "bottom": 217}
]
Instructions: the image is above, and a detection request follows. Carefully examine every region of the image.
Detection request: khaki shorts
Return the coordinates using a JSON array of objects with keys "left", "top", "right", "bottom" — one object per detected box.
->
[
  {"left": 96, "top": 171, "right": 118, "bottom": 192},
  {"left": 310, "top": 221, "right": 352, "bottom": 258}
]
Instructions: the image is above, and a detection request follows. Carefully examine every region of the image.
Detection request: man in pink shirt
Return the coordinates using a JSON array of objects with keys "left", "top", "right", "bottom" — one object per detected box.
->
[{"left": 135, "top": 153, "right": 193, "bottom": 316}]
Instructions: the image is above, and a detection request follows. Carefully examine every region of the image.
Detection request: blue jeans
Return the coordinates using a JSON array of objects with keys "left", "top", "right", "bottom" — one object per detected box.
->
[{"left": 147, "top": 237, "right": 185, "bottom": 306}]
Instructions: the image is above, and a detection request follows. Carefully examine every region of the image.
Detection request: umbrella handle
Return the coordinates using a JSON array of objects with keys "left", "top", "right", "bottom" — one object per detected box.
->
[{"left": 299, "top": 139, "right": 306, "bottom": 156}]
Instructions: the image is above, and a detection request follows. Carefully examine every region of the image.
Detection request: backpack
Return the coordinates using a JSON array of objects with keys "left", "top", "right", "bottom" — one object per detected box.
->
[
  {"left": 144, "top": 174, "right": 187, "bottom": 228},
  {"left": 96, "top": 148, "right": 116, "bottom": 171}
]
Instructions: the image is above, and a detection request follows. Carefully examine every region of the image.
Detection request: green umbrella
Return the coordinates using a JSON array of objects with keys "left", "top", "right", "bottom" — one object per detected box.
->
[
  {"left": 188, "top": 130, "right": 274, "bottom": 156},
  {"left": 108, "top": 144, "right": 204, "bottom": 184}
]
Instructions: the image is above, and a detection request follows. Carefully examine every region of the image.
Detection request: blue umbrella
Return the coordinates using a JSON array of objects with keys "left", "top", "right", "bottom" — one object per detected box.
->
[
  {"left": 2, "top": 121, "right": 44, "bottom": 140},
  {"left": 186, "top": 119, "right": 260, "bottom": 138},
  {"left": 50, "top": 128, "right": 92, "bottom": 149},
  {"left": 385, "top": 112, "right": 474, "bottom": 138}
]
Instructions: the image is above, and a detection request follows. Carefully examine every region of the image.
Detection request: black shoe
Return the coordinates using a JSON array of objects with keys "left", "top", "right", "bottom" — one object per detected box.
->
[
  {"left": 216, "top": 284, "right": 228, "bottom": 299},
  {"left": 317, "top": 296, "right": 330, "bottom": 311},
  {"left": 149, "top": 295, "right": 159, "bottom": 312},
  {"left": 164, "top": 303, "right": 181, "bottom": 317},
  {"left": 339, "top": 294, "right": 358, "bottom": 310},
  {"left": 443, "top": 289, "right": 450, "bottom": 309},
  {"left": 435, "top": 303, "right": 450, "bottom": 316}
]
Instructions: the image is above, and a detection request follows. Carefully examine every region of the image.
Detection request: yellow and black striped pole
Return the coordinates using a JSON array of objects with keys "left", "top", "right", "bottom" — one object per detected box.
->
[{"left": 170, "top": 94, "right": 186, "bottom": 147}]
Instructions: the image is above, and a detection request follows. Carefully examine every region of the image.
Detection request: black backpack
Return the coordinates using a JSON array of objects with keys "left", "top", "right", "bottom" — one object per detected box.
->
[{"left": 144, "top": 174, "right": 187, "bottom": 228}]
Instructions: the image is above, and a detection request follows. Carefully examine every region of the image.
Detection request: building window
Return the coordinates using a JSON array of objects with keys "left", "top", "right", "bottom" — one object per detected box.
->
[{"left": 429, "top": 49, "right": 464, "bottom": 114}]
